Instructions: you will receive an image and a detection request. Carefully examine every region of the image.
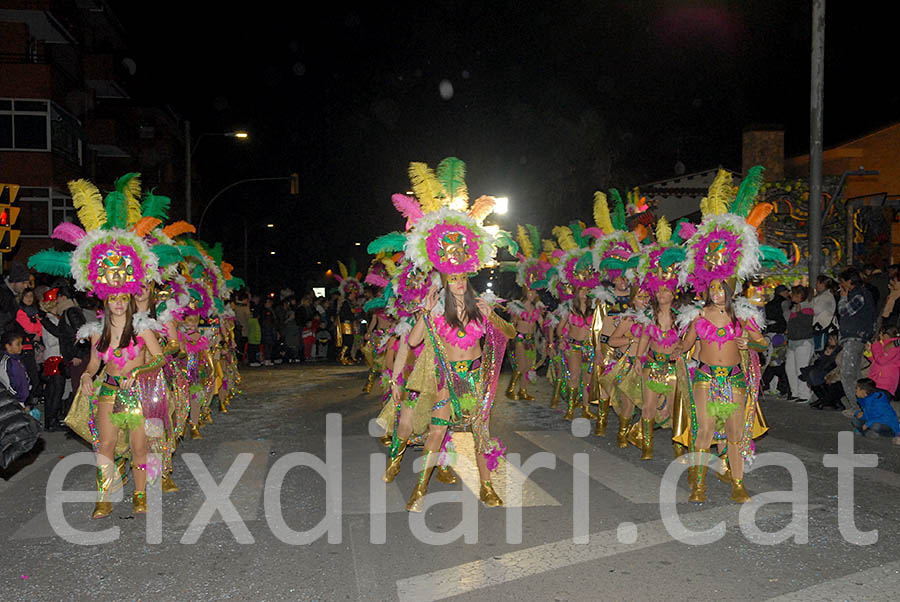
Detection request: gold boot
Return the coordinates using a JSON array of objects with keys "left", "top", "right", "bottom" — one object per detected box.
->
[
  {"left": 435, "top": 465, "right": 459, "bottom": 484},
  {"left": 218, "top": 397, "right": 228, "bottom": 414},
  {"left": 406, "top": 450, "right": 437, "bottom": 512},
  {"left": 689, "top": 450, "right": 709, "bottom": 503},
  {"left": 189, "top": 423, "right": 203, "bottom": 439},
  {"left": 132, "top": 490, "right": 147, "bottom": 514},
  {"left": 550, "top": 377, "right": 562, "bottom": 408},
  {"left": 204, "top": 407, "right": 213, "bottom": 424},
  {"left": 110, "top": 456, "right": 129, "bottom": 494},
  {"left": 505, "top": 371, "right": 521, "bottom": 400},
  {"left": 479, "top": 480, "right": 503, "bottom": 507},
  {"left": 715, "top": 456, "right": 733, "bottom": 484},
  {"left": 616, "top": 420, "right": 630, "bottom": 448},
  {"left": 162, "top": 473, "right": 179, "bottom": 493},
  {"left": 731, "top": 478, "right": 751, "bottom": 504},
  {"left": 593, "top": 398, "right": 610, "bottom": 436},
  {"left": 562, "top": 387, "right": 576, "bottom": 420},
  {"left": 362, "top": 369, "right": 378, "bottom": 393},
  {"left": 383, "top": 439, "right": 409, "bottom": 483},
  {"left": 379, "top": 433, "right": 392, "bottom": 447},
  {"left": 639, "top": 419, "right": 654, "bottom": 460},
  {"left": 625, "top": 421, "right": 643, "bottom": 448},
  {"left": 580, "top": 391, "right": 598, "bottom": 420},
  {"left": 91, "top": 461, "right": 117, "bottom": 519},
  {"left": 673, "top": 442, "right": 688, "bottom": 460},
  {"left": 518, "top": 385, "right": 536, "bottom": 401}
]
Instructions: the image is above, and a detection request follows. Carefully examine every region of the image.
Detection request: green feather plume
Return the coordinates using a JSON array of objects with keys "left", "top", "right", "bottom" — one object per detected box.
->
[
  {"left": 759, "top": 245, "right": 788, "bottom": 266},
  {"left": 178, "top": 245, "right": 204, "bottom": 260},
  {"left": 599, "top": 257, "right": 628, "bottom": 271},
  {"left": 730, "top": 165, "right": 766, "bottom": 218},
  {"left": 141, "top": 190, "right": 171, "bottom": 220},
  {"left": 575, "top": 251, "right": 594, "bottom": 272},
  {"left": 436, "top": 157, "right": 467, "bottom": 203},
  {"left": 569, "top": 221, "right": 586, "bottom": 248},
  {"left": 191, "top": 264, "right": 204, "bottom": 280},
  {"left": 27, "top": 250, "right": 72, "bottom": 277},
  {"left": 207, "top": 242, "right": 224, "bottom": 264},
  {"left": 367, "top": 232, "right": 406, "bottom": 254},
  {"left": 494, "top": 230, "right": 518, "bottom": 256},
  {"left": 227, "top": 276, "right": 245, "bottom": 290},
  {"left": 499, "top": 261, "right": 519, "bottom": 273},
  {"left": 103, "top": 190, "right": 128, "bottom": 229},
  {"left": 364, "top": 296, "right": 387, "bottom": 312},
  {"left": 152, "top": 244, "right": 183, "bottom": 267},
  {"left": 526, "top": 225, "right": 541, "bottom": 257},
  {"left": 659, "top": 247, "right": 687, "bottom": 268},
  {"left": 214, "top": 298, "right": 225, "bottom": 313},
  {"left": 610, "top": 189, "right": 627, "bottom": 231}
]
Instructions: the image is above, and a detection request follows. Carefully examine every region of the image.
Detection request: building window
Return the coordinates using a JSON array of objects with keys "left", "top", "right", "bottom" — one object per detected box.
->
[
  {"left": 0, "top": 99, "right": 51, "bottom": 151},
  {"left": 16, "top": 187, "right": 73, "bottom": 238},
  {"left": 50, "top": 103, "right": 83, "bottom": 165}
]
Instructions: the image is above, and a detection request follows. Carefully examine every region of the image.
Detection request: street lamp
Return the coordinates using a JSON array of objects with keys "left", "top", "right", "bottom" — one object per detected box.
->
[
  {"left": 493, "top": 197, "right": 509, "bottom": 214},
  {"left": 184, "top": 120, "right": 250, "bottom": 222}
]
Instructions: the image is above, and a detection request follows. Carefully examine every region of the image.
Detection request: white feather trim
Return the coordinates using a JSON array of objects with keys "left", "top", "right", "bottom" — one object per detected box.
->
[
  {"left": 734, "top": 297, "right": 765, "bottom": 331},
  {"left": 69, "top": 227, "right": 161, "bottom": 292},
  {"left": 77, "top": 321, "right": 102, "bottom": 341},
  {"left": 591, "top": 285, "right": 615, "bottom": 305},
  {"left": 393, "top": 319, "right": 414, "bottom": 338},
  {"left": 507, "top": 299, "right": 526, "bottom": 317},
  {"left": 633, "top": 309, "right": 654, "bottom": 327},
  {"left": 676, "top": 302, "right": 703, "bottom": 332},
  {"left": 133, "top": 311, "right": 165, "bottom": 335},
  {"left": 404, "top": 207, "right": 496, "bottom": 273},
  {"left": 479, "top": 290, "right": 504, "bottom": 306}
]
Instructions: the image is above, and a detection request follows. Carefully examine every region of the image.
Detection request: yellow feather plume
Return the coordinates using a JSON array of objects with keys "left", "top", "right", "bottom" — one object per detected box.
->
[
  {"left": 552, "top": 226, "right": 577, "bottom": 251},
  {"left": 542, "top": 239, "right": 558, "bottom": 254},
  {"left": 655, "top": 217, "right": 672, "bottom": 244},
  {"left": 123, "top": 175, "right": 142, "bottom": 226},
  {"left": 593, "top": 191, "right": 613, "bottom": 235},
  {"left": 700, "top": 169, "right": 734, "bottom": 217},
  {"left": 517, "top": 225, "right": 533, "bottom": 259},
  {"left": 67, "top": 179, "right": 107, "bottom": 231},
  {"left": 381, "top": 257, "right": 399, "bottom": 276},
  {"left": 467, "top": 195, "right": 495, "bottom": 223},
  {"left": 408, "top": 162, "right": 444, "bottom": 213},
  {"left": 337, "top": 261, "right": 349, "bottom": 280}
]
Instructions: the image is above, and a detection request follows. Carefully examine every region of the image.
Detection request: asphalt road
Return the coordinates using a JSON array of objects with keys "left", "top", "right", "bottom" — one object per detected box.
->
[{"left": 2, "top": 364, "right": 899, "bottom": 602}]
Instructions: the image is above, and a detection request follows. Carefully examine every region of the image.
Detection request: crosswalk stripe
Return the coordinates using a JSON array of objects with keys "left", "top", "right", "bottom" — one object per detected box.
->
[
  {"left": 516, "top": 430, "right": 690, "bottom": 503},
  {"left": 445, "top": 432, "right": 561, "bottom": 508},
  {"left": 762, "top": 560, "right": 900, "bottom": 601},
  {"left": 395, "top": 503, "right": 815, "bottom": 602},
  {"left": 762, "top": 435, "right": 900, "bottom": 491}
]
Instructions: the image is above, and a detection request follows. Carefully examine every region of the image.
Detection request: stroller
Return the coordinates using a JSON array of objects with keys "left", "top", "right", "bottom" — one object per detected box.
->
[{"left": 312, "top": 329, "right": 332, "bottom": 362}]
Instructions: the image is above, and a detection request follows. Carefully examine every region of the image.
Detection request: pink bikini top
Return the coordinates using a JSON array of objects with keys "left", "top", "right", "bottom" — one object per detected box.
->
[
  {"left": 178, "top": 330, "right": 209, "bottom": 354},
  {"left": 434, "top": 315, "right": 485, "bottom": 350},
  {"left": 647, "top": 323, "right": 679, "bottom": 348},
  {"left": 97, "top": 337, "right": 143, "bottom": 370},
  {"left": 569, "top": 313, "right": 590, "bottom": 329},
  {"left": 696, "top": 317, "right": 742, "bottom": 349},
  {"left": 518, "top": 308, "right": 541, "bottom": 324}
]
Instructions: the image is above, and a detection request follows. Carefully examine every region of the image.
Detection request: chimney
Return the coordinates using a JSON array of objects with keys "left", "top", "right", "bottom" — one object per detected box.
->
[{"left": 742, "top": 126, "right": 784, "bottom": 181}]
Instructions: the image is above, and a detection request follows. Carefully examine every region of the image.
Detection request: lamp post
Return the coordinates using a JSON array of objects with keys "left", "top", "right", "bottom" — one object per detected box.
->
[{"left": 183, "top": 120, "right": 249, "bottom": 222}]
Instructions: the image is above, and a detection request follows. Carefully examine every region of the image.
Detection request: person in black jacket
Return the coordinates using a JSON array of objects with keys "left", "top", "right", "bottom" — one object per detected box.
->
[
  {"left": 0, "top": 383, "right": 40, "bottom": 470},
  {"left": 0, "top": 261, "right": 30, "bottom": 337},
  {"left": 55, "top": 287, "right": 89, "bottom": 417}
]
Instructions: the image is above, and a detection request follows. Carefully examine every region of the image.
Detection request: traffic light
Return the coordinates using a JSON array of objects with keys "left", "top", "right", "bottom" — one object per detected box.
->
[
  {"left": 0, "top": 183, "right": 22, "bottom": 253},
  {"left": 290, "top": 173, "right": 299, "bottom": 195}
]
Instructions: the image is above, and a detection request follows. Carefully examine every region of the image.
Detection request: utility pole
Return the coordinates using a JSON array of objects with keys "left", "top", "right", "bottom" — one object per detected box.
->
[{"left": 808, "top": 0, "right": 825, "bottom": 284}]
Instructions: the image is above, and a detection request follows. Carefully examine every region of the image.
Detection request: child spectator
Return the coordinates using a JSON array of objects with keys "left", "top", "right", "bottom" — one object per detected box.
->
[
  {"left": 15, "top": 287, "right": 42, "bottom": 400},
  {"left": 851, "top": 378, "right": 900, "bottom": 441},
  {"left": 785, "top": 285, "right": 815, "bottom": 403},
  {"left": 868, "top": 326, "right": 900, "bottom": 398},
  {"left": 1, "top": 331, "right": 33, "bottom": 414},
  {"left": 762, "top": 332, "right": 790, "bottom": 398},
  {"left": 247, "top": 308, "right": 262, "bottom": 367}
]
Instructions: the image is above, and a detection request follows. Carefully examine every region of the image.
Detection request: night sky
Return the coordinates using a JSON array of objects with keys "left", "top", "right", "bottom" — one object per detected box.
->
[{"left": 116, "top": 1, "right": 897, "bottom": 289}]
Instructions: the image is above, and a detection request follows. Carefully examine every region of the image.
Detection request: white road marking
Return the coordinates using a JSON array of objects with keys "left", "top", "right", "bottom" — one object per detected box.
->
[
  {"left": 763, "top": 560, "right": 900, "bottom": 601},
  {"left": 516, "top": 430, "right": 689, "bottom": 503},
  {"left": 446, "top": 432, "right": 560, "bottom": 508},
  {"left": 396, "top": 504, "right": 815, "bottom": 602}
]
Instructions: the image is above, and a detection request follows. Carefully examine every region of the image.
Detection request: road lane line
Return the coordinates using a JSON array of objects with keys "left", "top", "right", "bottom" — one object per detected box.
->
[
  {"left": 396, "top": 504, "right": 816, "bottom": 602},
  {"left": 516, "top": 430, "right": 689, "bottom": 503},
  {"left": 763, "top": 560, "right": 900, "bottom": 601}
]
